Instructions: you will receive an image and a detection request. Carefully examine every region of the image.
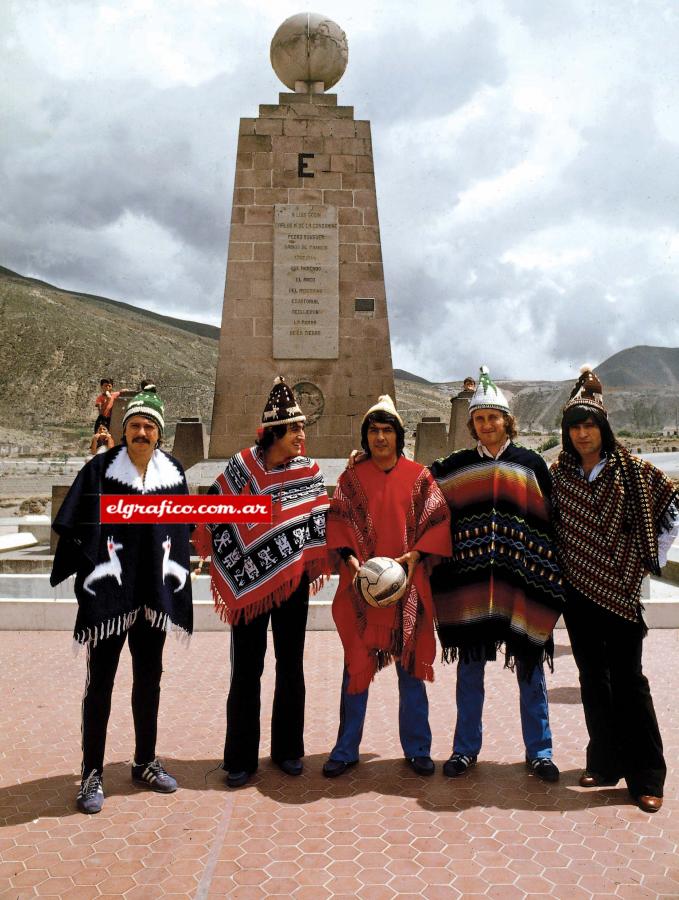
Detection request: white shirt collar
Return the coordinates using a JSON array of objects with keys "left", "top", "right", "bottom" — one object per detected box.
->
[
  {"left": 579, "top": 454, "right": 607, "bottom": 483},
  {"left": 476, "top": 438, "right": 511, "bottom": 460}
]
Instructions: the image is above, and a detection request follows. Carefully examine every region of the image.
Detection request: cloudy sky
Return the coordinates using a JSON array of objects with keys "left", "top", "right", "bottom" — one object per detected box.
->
[{"left": 3, "top": 0, "right": 679, "bottom": 381}]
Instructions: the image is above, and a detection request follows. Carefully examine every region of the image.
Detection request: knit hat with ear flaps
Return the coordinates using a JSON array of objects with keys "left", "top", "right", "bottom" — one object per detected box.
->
[
  {"left": 122, "top": 386, "right": 165, "bottom": 435},
  {"left": 261, "top": 376, "right": 306, "bottom": 428},
  {"left": 362, "top": 394, "right": 404, "bottom": 426},
  {"left": 562, "top": 364, "right": 607, "bottom": 420},
  {"left": 468, "top": 366, "right": 510, "bottom": 414}
]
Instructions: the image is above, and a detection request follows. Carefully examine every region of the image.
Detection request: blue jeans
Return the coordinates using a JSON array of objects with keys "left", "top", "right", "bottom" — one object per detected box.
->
[
  {"left": 453, "top": 657, "right": 552, "bottom": 759},
  {"left": 330, "top": 663, "right": 432, "bottom": 762}
]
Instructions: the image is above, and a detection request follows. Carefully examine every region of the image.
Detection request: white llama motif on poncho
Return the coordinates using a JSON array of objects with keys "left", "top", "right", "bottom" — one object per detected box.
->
[
  {"left": 83, "top": 537, "right": 123, "bottom": 596},
  {"left": 162, "top": 536, "right": 189, "bottom": 593}
]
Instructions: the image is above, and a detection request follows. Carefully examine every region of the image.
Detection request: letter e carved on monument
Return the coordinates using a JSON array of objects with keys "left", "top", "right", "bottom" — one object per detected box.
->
[{"left": 298, "top": 153, "right": 315, "bottom": 178}]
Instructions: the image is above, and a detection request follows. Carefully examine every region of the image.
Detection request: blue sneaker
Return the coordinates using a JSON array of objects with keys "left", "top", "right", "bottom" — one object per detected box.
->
[
  {"left": 132, "top": 758, "right": 178, "bottom": 793},
  {"left": 77, "top": 770, "right": 104, "bottom": 814}
]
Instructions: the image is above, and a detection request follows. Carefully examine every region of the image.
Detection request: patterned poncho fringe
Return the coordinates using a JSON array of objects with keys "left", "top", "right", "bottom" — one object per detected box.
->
[
  {"left": 328, "top": 459, "right": 452, "bottom": 693},
  {"left": 430, "top": 444, "right": 565, "bottom": 679},
  {"left": 551, "top": 444, "right": 679, "bottom": 623},
  {"left": 192, "top": 447, "right": 330, "bottom": 625}
]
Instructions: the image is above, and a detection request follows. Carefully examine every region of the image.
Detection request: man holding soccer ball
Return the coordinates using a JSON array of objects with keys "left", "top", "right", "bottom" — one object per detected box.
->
[{"left": 322, "top": 396, "right": 451, "bottom": 778}]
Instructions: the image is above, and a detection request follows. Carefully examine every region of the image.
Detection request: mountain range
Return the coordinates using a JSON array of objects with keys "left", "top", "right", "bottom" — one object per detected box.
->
[{"left": 2, "top": 265, "right": 679, "bottom": 449}]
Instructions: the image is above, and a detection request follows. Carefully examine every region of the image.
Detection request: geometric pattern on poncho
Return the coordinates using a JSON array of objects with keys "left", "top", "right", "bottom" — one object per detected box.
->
[
  {"left": 204, "top": 447, "right": 329, "bottom": 624},
  {"left": 430, "top": 444, "right": 565, "bottom": 671},
  {"left": 551, "top": 448, "right": 679, "bottom": 622}
]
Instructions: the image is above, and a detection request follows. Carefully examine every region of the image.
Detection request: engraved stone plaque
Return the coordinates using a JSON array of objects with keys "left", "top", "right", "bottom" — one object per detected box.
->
[{"left": 273, "top": 204, "right": 339, "bottom": 359}]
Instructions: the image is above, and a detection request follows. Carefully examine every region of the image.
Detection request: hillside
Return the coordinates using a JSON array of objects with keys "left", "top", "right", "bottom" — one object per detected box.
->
[
  {"left": 0, "top": 267, "right": 218, "bottom": 447},
  {"left": 2, "top": 266, "right": 679, "bottom": 451}
]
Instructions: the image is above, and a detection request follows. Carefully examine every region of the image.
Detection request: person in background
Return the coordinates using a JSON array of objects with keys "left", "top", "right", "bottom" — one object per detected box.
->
[{"left": 89, "top": 424, "right": 114, "bottom": 456}]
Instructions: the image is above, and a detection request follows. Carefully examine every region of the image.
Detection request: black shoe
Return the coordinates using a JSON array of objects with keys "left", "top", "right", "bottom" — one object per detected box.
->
[
  {"left": 131, "top": 759, "right": 177, "bottom": 793},
  {"left": 226, "top": 770, "right": 252, "bottom": 788},
  {"left": 442, "top": 753, "right": 477, "bottom": 777},
  {"left": 277, "top": 758, "right": 303, "bottom": 776},
  {"left": 408, "top": 756, "right": 435, "bottom": 776},
  {"left": 322, "top": 758, "right": 358, "bottom": 778},
  {"left": 76, "top": 769, "right": 104, "bottom": 814},
  {"left": 526, "top": 757, "right": 560, "bottom": 782}
]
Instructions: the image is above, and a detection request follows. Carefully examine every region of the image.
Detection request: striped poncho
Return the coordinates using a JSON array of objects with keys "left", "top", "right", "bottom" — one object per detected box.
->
[
  {"left": 192, "top": 446, "right": 330, "bottom": 625},
  {"left": 429, "top": 443, "right": 565, "bottom": 672}
]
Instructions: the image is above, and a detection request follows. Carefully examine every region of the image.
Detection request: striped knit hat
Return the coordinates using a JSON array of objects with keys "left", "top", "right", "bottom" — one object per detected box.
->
[
  {"left": 122, "top": 386, "right": 165, "bottom": 435},
  {"left": 468, "top": 366, "right": 510, "bottom": 414}
]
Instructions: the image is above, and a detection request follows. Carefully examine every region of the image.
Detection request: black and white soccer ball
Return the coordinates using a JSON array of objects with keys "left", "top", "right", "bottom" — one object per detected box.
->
[{"left": 357, "top": 556, "right": 407, "bottom": 608}]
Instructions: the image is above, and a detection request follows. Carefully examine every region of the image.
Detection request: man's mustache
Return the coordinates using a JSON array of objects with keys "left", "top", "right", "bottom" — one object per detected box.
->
[{"left": 132, "top": 437, "right": 151, "bottom": 443}]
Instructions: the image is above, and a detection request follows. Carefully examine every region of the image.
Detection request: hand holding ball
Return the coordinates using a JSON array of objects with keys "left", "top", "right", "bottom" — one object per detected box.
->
[{"left": 356, "top": 557, "right": 408, "bottom": 608}]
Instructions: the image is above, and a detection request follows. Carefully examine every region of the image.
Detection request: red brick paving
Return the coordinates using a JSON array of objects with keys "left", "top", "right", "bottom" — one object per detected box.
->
[{"left": 0, "top": 629, "right": 677, "bottom": 898}]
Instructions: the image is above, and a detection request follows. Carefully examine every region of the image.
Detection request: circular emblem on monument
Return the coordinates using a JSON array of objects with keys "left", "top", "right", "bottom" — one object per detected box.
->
[
  {"left": 270, "top": 13, "right": 348, "bottom": 91},
  {"left": 293, "top": 382, "right": 325, "bottom": 426}
]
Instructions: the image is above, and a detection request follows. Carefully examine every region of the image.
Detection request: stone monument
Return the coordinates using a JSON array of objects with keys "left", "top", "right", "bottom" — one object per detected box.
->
[
  {"left": 448, "top": 378, "right": 476, "bottom": 451},
  {"left": 209, "top": 12, "right": 396, "bottom": 459}
]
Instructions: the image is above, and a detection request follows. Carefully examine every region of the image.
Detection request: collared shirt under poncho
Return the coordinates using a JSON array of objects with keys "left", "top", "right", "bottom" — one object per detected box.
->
[
  {"left": 328, "top": 457, "right": 452, "bottom": 694},
  {"left": 50, "top": 445, "right": 193, "bottom": 646},
  {"left": 192, "top": 446, "right": 330, "bottom": 625},
  {"left": 551, "top": 445, "right": 679, "bottom": 623},
  {"left": 429, "top": 442, "right": 565, "bottom": 671}
]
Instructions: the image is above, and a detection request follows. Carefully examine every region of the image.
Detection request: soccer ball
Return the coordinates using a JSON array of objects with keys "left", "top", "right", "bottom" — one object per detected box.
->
[{"left": 357, "top": 557, "right": 407, "bottom": 608}]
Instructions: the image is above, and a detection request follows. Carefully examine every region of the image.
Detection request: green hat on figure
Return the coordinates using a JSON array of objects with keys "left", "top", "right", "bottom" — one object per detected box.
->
[{"left": 122, "top": 385, "right": 165, "bottom": 435}]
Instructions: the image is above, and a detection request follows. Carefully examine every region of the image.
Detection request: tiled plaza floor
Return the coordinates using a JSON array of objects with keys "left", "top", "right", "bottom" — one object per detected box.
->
[{"left": 1, "top": 628, "right": 678, "bottom": 899}]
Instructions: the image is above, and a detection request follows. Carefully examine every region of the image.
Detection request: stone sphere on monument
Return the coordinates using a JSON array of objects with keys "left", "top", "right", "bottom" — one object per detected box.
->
[{"left": 270, "top": 12, "right": 348, "bottom": 91}]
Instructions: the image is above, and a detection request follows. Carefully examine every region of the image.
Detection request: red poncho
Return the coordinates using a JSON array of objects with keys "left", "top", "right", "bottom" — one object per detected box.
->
[{"left": 328, "top": 457, "right": 452, "bottom": 693}]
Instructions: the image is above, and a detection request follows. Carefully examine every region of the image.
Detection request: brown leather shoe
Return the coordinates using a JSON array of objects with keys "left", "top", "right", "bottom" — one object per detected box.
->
[
  {"left": 637, "top": 795, "right": 663, "bottom": 813},
  {"left": 579, "top": 771, "right": 619, "bottom": 788}
]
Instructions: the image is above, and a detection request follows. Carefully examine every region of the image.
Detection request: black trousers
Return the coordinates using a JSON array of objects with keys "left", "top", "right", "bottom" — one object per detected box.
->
[
  {"left": 223, "top": 577, "right": 309, "bottom": 772},
  {"left": 563, "top": 585, "right": 666, "bottom": 797},
  {"left": 81, "top": 614, "right": 166, "bottom": 776}
]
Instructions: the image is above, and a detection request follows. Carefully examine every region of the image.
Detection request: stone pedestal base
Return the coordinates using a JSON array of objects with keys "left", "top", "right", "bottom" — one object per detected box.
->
[
  {"left": 414, "top": 420, "right": 448, "bottom": 464},
  {"left": 448, "top": 397, "right": 475, "bottom": 452},
  {"left": 172, "top": 418, "right": 207, "bottom": 471}
]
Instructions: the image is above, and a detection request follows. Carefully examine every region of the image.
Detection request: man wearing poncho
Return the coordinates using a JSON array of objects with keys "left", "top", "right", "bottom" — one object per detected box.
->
[
  {"left": 551, "top": 365, "right": 678, "bottom": 813},
  {"left": 322, "top": 396, "right": 451, "bottom": 778},
  {"left": 51, "top": 386, "right": 192, "bottom": 813},
  {"left": 430, "top": 367, "right": 565, "bottom": 782},
  {"left": 193, "top": 377, "right": 329, "bottom": 788}
]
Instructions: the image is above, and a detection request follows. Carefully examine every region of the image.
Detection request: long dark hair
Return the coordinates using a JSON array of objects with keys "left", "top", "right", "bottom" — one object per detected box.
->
[
  {"left": 561, "top": 404, "right": 615, "bottom": 457},
  {"left": 360, "top": 410, "right": 405, "bottom": 457},
  {"left": 256, "top": 424, "right": 288, "bottom": 451}
]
